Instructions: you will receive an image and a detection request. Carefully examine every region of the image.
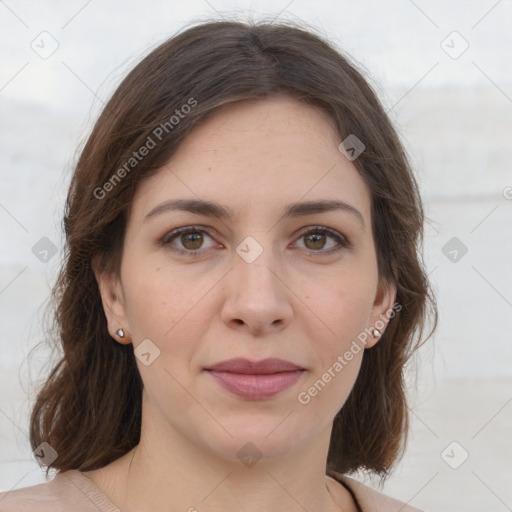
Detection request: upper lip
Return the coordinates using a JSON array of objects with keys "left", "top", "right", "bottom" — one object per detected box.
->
[{"left": 205, "top": 358, "right": 304, "bottom": 374}]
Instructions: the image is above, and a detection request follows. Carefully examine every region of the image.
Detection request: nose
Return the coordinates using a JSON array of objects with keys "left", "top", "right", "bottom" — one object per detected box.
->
[{"left": 220, "top": 242, "right": 293, "bottom": 337}]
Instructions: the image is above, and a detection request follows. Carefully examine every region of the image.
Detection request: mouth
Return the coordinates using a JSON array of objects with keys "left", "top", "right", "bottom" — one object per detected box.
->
[{"left": 204, "top": 358, "right": 306, "bottom": 400}]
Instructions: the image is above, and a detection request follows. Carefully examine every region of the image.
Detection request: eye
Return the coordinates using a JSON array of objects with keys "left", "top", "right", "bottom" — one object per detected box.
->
[
  {"left": 161, "top": 225, "right": 350, "bottom": 258},
  {"left": 294, "top": 226, "right": 350, "bottom": 255},
  {"left": 161, "top": 226, "right": 217, "bottom": 257}
]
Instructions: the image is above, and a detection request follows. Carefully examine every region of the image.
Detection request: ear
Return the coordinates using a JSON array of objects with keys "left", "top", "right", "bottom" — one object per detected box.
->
[
  {"left": 365, "top": 274, "right": 397, "bottom": 349},
  {"left": 92, "top": 256, "right": 131, "bottom": 345}
]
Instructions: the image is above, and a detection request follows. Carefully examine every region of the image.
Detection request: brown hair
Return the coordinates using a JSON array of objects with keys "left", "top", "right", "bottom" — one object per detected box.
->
[{"left": 29, "top": 18, "right": 437, "bottom": 479}]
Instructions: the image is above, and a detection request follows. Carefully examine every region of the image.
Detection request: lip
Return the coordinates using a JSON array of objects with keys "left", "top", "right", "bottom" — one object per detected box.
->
[{"left": 204, "top": 358, "right": 305, "bottom": 400}]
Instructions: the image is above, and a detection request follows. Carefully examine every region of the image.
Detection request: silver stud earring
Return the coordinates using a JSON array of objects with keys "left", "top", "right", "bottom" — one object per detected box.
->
[
  {"left": 116, "top": 329, "right": 125, "bottom": 338},
  {"left": 371, "top": 328, "right": 381, "bottom": 338}
]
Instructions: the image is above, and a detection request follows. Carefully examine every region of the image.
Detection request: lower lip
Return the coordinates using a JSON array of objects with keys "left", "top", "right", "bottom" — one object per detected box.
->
[{"left": 207, "top": 370, "right": 305, "bottom": 400}]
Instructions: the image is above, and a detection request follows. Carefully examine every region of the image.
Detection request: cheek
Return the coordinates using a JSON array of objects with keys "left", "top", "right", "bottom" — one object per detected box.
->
[
  {"left": 120, "top": 255, "right": 216, "bottom": 370},
  {"left": 303, "top": 266, "right": 377, "bottom": 358},
  {"left": 123, "top": 273, "right": 174, "bottom": 339},
  {"left": 121, "top": 250, "right": 192, "bottom": 335},
  {"left": 293, "top": 262, "right": 377, "bottom": 414},
  {"left": 296, "top": 279, "right": 373, "bottom": 415}
]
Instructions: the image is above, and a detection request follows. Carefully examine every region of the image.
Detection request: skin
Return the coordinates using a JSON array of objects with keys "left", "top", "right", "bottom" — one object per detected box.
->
[{"left": 89, "top": 95, "right": 396, "bottom": 512}]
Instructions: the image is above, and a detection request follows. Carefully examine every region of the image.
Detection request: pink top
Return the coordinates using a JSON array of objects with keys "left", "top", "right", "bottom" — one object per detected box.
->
[{"left": 0, "top": 470, "right": 422, "bottom": 511}]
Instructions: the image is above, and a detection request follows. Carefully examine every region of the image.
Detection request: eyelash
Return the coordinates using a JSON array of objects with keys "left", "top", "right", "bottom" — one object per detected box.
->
[{"left": 160, "top": 225, "right": 351, "bottom": 258}]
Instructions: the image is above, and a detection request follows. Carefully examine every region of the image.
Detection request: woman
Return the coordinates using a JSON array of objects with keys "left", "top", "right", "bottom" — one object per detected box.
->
[{"left": 0, "top": 18, "right": 436, "bottom": 511}]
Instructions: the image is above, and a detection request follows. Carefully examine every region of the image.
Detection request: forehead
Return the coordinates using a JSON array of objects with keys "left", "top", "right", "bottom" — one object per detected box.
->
[{"left": 131, "top": 96, "right": 372, "bottom": 225}]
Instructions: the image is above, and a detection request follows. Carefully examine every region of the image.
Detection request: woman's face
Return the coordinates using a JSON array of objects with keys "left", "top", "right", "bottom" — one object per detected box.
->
[{"left": 96, "top": 96, "right": 395, "bottom": 464}]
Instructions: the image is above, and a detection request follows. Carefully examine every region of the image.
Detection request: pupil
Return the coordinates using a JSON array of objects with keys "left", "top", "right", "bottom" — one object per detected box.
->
[
  {"left": 183, "top": 233, "right": 202, "bottom": 249},
  {"left": 307, "top": 233, "right": 325, "bottom": 249}
]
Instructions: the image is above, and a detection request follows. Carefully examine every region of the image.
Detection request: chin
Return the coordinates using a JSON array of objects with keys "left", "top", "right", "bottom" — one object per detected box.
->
[{"left": 195, "top": 413, "right": 316, "bottom": 465}]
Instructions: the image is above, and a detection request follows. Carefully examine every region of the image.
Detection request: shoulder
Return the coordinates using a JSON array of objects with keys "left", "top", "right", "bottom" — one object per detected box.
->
[
  {"left": 334, "top": 474, "right": 424, "bottom": 512},
  {"left": 0, "top": 470, "right": 120, "bottom": 512}
]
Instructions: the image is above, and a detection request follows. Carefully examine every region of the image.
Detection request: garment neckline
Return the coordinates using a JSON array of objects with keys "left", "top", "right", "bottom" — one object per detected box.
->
[
  {"left": 326, "top": 473, "right": 364, "bottom": 512},
  {"left": 62, "top": 469, "right": 364, "bottom": 512}
]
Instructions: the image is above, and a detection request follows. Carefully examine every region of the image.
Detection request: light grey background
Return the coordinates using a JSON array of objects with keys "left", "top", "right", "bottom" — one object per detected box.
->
[{"left": 1, "top": 1, "right": 511, "bottom": 511}]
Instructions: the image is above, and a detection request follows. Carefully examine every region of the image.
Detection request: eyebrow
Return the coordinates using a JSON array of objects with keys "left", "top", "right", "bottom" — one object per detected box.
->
[{"left": 144, "top": 198, "right": 365, "bottom": 229}]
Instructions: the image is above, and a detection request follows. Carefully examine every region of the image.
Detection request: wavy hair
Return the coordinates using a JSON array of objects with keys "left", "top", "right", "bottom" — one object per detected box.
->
[{"left": 29, "top": 18, "right": 437, "bottom": 479}]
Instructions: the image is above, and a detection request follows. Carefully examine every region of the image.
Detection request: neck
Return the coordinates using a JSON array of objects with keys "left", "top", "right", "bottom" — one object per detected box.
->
[{"left": 83, "top": 400, "right": 355, "bottom": 511}]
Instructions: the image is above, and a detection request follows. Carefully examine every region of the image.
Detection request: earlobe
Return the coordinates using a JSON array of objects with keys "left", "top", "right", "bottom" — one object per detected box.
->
[
  {"left": 92, "top": 258, "right": 131, "bottom": 345},
  {"left": 366, "top": 277, "right": 397, "bottom": 348}
]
